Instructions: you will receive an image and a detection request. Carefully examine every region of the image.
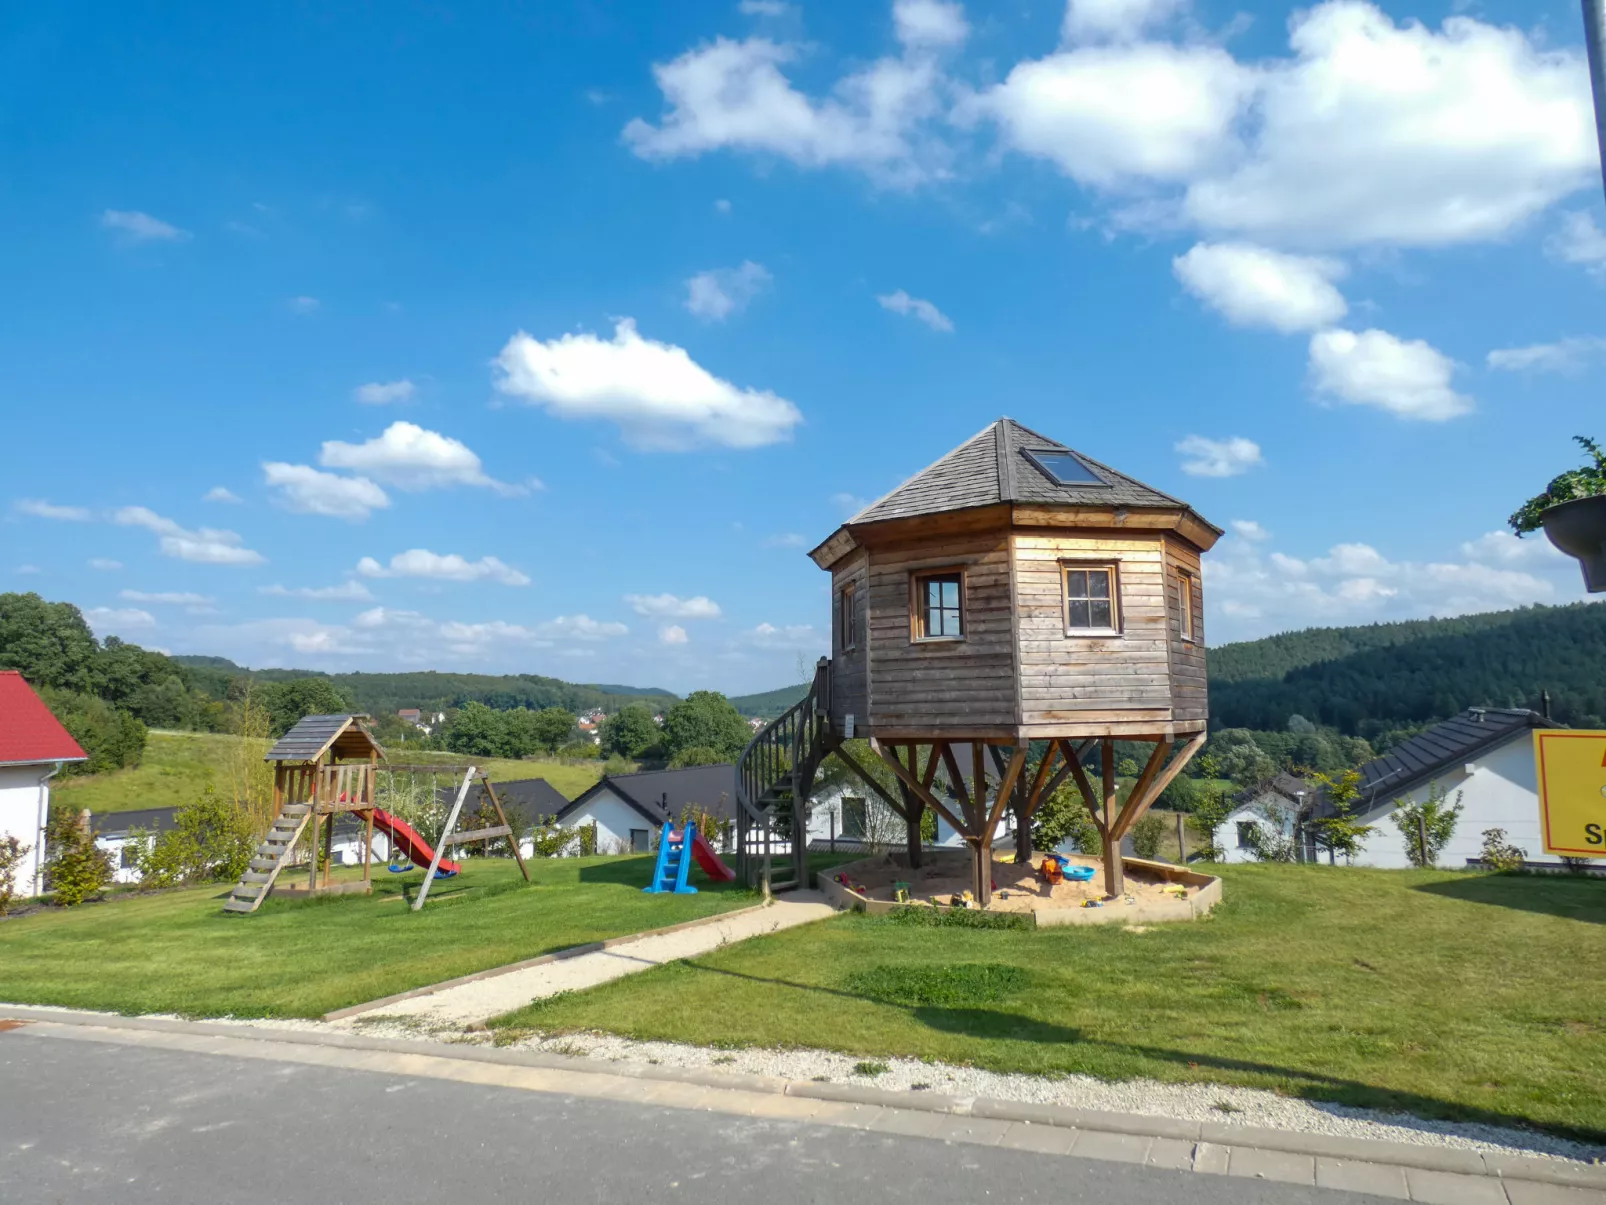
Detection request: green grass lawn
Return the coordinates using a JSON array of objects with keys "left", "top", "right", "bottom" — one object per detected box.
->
[
  {"left": 493, "top": 864, "right": 1606, "bottom": 1142},
  {"left": 0, "top": 855, "right": 754, "bottom": 1018},
  {"left": 52, "top": 731, "right": 608, "bottom": 815}
]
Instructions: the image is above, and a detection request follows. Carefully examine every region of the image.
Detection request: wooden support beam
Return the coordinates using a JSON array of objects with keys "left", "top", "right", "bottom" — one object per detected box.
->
[
  {"left": 1101, "top": 739, "right": 1123, "bottom": 898},
  {"left": 830, "top": 743, "right": 908, "bottom": 820},
  {"left": 972, "top": 742, "right": 988, "bottom": 833},
  {"left": 1111, "top": 733, "right": 1207, "bottom": 843},
  {"left": 900, "top": 746, "right": 924, "bottom": 869},
  {"left": 1059, "top": 739, "right": 1104, "bottom": 831},
  {"left": 1111, "top": 740, "right": 1171, "bottom": 844},
  {"left": 869, "top": 739, "right": 968, "bottom": 837},
  {"left": 982, "top": 746, "right": 1028, "bottom": 846},
  {"left": 920, "top": 743, "right": 940, "bottom": 791}
]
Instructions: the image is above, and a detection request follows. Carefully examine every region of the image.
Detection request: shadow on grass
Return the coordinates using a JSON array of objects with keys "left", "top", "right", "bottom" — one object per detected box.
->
[
  {"left": 1414, "top": 873, "right": 1606, "bottom": 925},
  {"left": 652, "top": 959, "right": 1606, "bottom": 1148}
]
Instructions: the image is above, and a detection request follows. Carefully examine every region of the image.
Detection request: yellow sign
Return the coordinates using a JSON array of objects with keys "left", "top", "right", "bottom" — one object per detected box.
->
[{"left": 1533, "top": 730, "right": 1606, "bottom": 856}]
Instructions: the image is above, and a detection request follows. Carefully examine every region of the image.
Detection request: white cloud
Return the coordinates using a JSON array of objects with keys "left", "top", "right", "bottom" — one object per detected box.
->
[
  {"left": 1486, "top": 337, "right": 1606, "bottom": 373},
  {"left": 119, "top": 590, "right": 212, "bottom": 605},
  {"left": 88, "top": 558, "right": 123, "bottom": 571},
  {"left": 534, "top": 614, "right": 630, "bottom": 640},
  {"left": 262, "top": 463, "right": 390, "bottom": 520},
  {"left": 1458, "top": 530, "right": 1567, "bottom": 567},
  {"left": 14, "top": 499, "right": 93, "bottom": 521},
  {"left": 831, "top": 492, "right": 868, "bottom": 516},
  {"left": 353, "top": 379, "right": 417, "bottom": 405},
  {"left": 493, "top": 318, "right": 803, "bottom": 450},
  {"left": 260, "top": 581, "right": 376, "bottom": 601},
  {"left": 319, "top": 421, "right": 520, "bottom": 494},
  {"left": 288, "top": 296, "right": 320, "bottom": 314},
  {"left": 714, "top": 198, "right": 733, "bottom": 213},
  {"left": 659, "top": 624, "right": 690, "bottom": 645},
  {"left": 100, "top": 209, "right": 190, "bottom": 242},
  {"left": 745, "top": 621, "right": 821, "bottom": 648},
  {"left": 893, "top": 0, "right": 969, "bottom": 49},
  {"left": 203, "top": 486, "right": 241, "bottom": 504},
  {"left": 738, "top": 0, "right": 791, "bottom": 13},
  {"left": 763, "top": 532, "right": 808, "bottom": 548},
  {"left": 1172, "top": 243, "right": 1347, "bottom": 332},
  {"left": 112, "top": 506, "right": 266, "bottom": 565},
  {"left": 625, "top": 593, "right": 723, "bottom": 619},
  {"left": 1547, "top": 210, "right": 1606, "bottom": 275},
  {"left": 877, "top": 289, "right": 953, "bottom": 332},
  {"left": 1230, "top": 519, "right": 1270, "bottom": 542},
  {"left": 971, "top": 43, "right": 1253, "bottom": 188},
  {"left": 685, "top": 261, "right": 772, "bottom": 321},
  {"left": 356, "top": 549, "right": 531, "bottom": 586},
  {"left": 621, "top": 36, "right": 948, "bottom": 185},
  {"left": 1062, "top": 0, "right": 1184, "bottom": 42},
  {"left": 85, "top": 607, "right": 156, "bottom": 632},
  {"left": 1308, "top": 328, "right": 1471, "bottom": 421},
  {"left": 1175, "top": 435, "right": 1263, "bottom": 478}
]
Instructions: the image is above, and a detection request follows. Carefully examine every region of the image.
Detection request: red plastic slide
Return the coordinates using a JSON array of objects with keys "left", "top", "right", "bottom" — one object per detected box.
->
[
  {"left": 370, "top": 807, "right": 460, "bottom": 876},
  {"left": 690, "top": 833, "right": 736, "bottom": 882}
]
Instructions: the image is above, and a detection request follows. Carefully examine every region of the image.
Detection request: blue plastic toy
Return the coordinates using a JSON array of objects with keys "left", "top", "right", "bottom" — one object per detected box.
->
[
  {"left": 642, "top": 822, "right": 699, "bottom": 894},
  {"left": 1051, "top": 854, "right": 1097, "bottom": 882}
]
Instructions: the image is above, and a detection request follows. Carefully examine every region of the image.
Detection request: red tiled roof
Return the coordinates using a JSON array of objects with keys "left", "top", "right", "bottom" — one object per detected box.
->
[{"left": 0, "top": 672, "right": 88, "bottom": 765}]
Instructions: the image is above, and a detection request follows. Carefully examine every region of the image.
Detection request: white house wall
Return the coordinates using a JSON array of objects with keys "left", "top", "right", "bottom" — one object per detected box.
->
[
  {"left": 0, "top": 764, "right": 55, "bottom": 897},
  {"left": 559, "top": 790, "right": 657, "bottom": 854}
]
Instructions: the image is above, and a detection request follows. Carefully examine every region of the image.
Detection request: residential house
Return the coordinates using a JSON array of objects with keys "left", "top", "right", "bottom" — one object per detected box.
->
[
  {"left": 397, "top": 708, "right": 423, "bottom": 726},
  {"left": 554, "top": 764, "right": 738, "bottom": 853},
  {"left": 1215, "top": 774, "right": 1318, "bottom": 864},
  {"left": 0, "top": 671, "right": 88, "bottom": 896},
  {"left": 90, "top": 806, "right": 178, "bottom": 884}
]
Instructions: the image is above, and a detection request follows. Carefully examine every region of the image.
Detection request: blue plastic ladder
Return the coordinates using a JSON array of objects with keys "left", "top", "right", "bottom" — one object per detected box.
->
[{"left": 642, "top": 823, "right": 699, "bottom": 894}]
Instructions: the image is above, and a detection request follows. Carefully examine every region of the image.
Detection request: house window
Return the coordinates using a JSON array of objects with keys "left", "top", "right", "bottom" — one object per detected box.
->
[
  {"left": 1177, "top": 569, "right": 1196, "bottom": 642},
  {"left": 629, "top": 828, "right": 649, "bottom": 853},
  {"left": 840, "top": 583, "right": 858, "bottom": 651},
  {"left": 1063, "top": 564, "right": 1119, "bottom": 634},
  {"left": 912, "top": 571, "right": 964, "bottom": 640},
  {"left": 120, "top": 842, "right": 140, "bottom": 869},
  {"left": 841, "top": 797, "right": 867, "bottom": 839},
  {"left": 1236, "top": 821, "right": 1257, "bottom": 850}
]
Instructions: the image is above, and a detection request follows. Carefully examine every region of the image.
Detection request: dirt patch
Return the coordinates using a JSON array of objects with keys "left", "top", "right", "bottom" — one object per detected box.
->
[{"left": 830, "top": 850, "right": 1189, "bottom": 913}]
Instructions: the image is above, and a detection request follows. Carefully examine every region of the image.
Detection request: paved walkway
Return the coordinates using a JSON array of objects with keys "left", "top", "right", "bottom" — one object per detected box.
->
[{"left": 339, "top": 892, "right": 837, "bottom": 1029}]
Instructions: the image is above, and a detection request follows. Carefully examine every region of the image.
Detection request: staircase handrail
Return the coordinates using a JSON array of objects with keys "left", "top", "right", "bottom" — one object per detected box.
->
[{"left": 735, "top": 657, "right": 830, "bottom": 824}]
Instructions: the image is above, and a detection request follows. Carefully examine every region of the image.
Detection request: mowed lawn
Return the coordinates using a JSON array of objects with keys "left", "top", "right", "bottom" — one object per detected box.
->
[
  {"left": 52, "top": 731, "right": 608, "bottom": 815},
  {"left": 0, "top": 855, "right": 753, "bottom": 1018},
  {"left": 495, "top": 865, "right": 1606, "bottom": 1141}
]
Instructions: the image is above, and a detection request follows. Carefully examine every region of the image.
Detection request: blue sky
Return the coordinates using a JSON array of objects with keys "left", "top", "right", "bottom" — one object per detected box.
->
[{"left": 3, "top": 0, "right": 1603, "bottom": 695}]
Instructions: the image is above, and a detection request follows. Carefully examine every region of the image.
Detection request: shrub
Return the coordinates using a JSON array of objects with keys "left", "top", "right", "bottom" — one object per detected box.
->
[
  {"left": 1157, "top": 774, "right": 1201, "bottom": 813},
  {"left": 1245, "top": 802, "right": 1298, "bottom": 862},
  {"left": 1391, "top": 784, "right": 1463, "bottom": 868},
  {"left": 1032, "top": 782, "right": 1102, "bottom": 855},
  {"left": 138, "top": 785, "right": 257, "bottom": 887},
  {"left": 556, "top": 740, "right": 599, "bottom": 760},
  {"left": 1509, "top": 436, "right": 1606, "bottom": 534},
  {"left": 44, "top": 808, "right": 112, "bottom": 905},
  {"left": 0, "top": 835, "right": 31, "bottom": 915},
  {"left": 1191, "top": 789, "right": 1231, "bottom": 861},
  {"left": 575, "top": 822, "right": 598, "bottom": 857},
  {"left": 669, "top": 745, "right": 724, "bottom": 769},
  {"left": 529, "top": 822, "right": 576, "bottom": 858},
  {"left": 1480, "top": 828, "right": 1527, "bottom": 872},
  {"left": 1131, "top": 812, "right": 1168, "bottom": 860}
]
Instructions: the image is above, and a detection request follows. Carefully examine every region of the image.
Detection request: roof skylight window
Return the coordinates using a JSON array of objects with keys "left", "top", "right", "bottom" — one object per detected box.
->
[{"left": 1023, "top": 449, "right": 1105, "bottom": 487}]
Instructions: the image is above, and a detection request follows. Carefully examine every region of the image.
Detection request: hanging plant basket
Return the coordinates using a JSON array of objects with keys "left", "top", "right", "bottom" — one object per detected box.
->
[{"left": 1541, "top": 494, "right": 1606, "bottom": 593}]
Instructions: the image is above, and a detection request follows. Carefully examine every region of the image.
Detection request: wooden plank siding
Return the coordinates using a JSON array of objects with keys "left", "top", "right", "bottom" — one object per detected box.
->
[
  {"left": 830, "top": 551, "right": 871, "bottom": 734},
  {"left": 1163, "top": 536, "right": 1208, "bottom": 725},
  {"left": 863, "top": 532, "right": 1018, "bottom": 731}
]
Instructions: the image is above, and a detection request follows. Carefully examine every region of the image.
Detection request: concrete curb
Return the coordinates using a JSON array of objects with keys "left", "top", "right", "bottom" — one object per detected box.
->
[
  {"left": 3, "top": 1004, "right": 1601, "bottom": 1191},
  {"left": 322, "top": 899, "right": 777, "bottom": 1020}
]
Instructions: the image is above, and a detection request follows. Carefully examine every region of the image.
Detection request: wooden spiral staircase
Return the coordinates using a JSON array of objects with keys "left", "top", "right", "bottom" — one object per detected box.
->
[{"left": 735, "top": 657, "right": 835, "bottom": 894}]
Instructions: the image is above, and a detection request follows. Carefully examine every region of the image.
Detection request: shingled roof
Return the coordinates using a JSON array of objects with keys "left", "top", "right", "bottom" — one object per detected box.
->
[
  {"left": 847, "top": 418, "right": 1195, "bottom": 526},
  {"left": 1348, "top": 707, "right": 1550, "bottom": 811},
  {"left": 265, "top": 714, "right": 383, "bottom": 763}
]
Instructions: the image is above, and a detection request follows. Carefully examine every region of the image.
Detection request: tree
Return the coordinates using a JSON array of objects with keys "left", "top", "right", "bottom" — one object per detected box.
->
[
  {"left": 1209, "top": 730, "right": 1277, "bottom": 787},
  {"left": 661, "top": 691, "right": 751, "bottom": 762},
  {"left": 1032, "top": 782, "right": 1101, "bottom": 856},
  {"left": 260, "top": 677, "right": 353, "bottom": 737},
  {"left": 601, "top": 704, "right": 662, "bottom": 759},
  {"left": 44, "top": 808, "right": 112, "bottom": 905},
  {"left": 0, "top": 593, "right": 100, "bottom": 692},
  {"left": 444, "top": 701, "right": 508, "bottom": 758},
  {"left": 531, "top": 706, "right": 577, "bottom": 752},
  {"left": 1131, "top": 812, "right": 1168, "bottom": 860},
  {"left": 1391, "top": 783, "right": 1463, "bottom": 868},
  {"left": 1307, "top": 768, "right": 1376, "bottom": 863},
  {"left": 41, "top": 687, "right": 147, "bottom": 775},
  {"left": 1191, "top": 788, "right": 1231, "bottom": 861},
  {"left": 137, "top": 785, "right": 256, "bottom": 886},
  {"left": 669, "top": 745, "right": 724, "bottom": 768},
  {"left": 0, "top": 836, "right": 30, "bottom": 915}
]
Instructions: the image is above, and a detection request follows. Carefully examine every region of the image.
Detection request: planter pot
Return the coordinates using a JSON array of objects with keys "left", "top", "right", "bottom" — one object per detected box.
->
[{"left": 1541, "top": 494, "right": 1606, "bottom": 593}]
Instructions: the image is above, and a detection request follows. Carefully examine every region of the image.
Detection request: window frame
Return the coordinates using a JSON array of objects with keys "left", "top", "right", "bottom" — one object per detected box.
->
[
  {"left": 1236, "top": 821, "right": 1257, "bottom": 850},
  {"left": 1176, "top": 568, "right": 1198, "bottom": 643},
  {"left": 840, "top": 796, "right": 868, "bottom": 839},
  {"left": 629, "top": 828, "right": 650, "bottom": 853},
  {"left": 839, "top": 581, "right": 858, "bottom": 652},
  {"left": 1060, "top": 561, "right": 1122, "bottom": 637},
  {"left": 909, "top": 567, "right": 967, "bottom": 643}
]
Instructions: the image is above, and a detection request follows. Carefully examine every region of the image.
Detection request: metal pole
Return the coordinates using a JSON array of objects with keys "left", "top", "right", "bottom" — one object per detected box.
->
[{"left": 1586, "top": 0, "right": 1606, "bottom": 201}]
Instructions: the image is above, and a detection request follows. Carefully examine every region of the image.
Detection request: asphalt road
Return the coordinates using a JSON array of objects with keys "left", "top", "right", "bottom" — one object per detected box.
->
[{"left": 0, "top": 1031, "right": 1396, "bottom": 1204}]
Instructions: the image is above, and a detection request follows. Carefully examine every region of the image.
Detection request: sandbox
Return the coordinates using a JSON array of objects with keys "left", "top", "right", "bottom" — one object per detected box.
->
[{"left": 817, "top": 849, "right": 1220, "bottom": 927}]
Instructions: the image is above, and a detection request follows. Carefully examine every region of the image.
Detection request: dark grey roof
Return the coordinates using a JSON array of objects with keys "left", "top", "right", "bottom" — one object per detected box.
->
[
  {"left": 1232, "top": 773, "right": 1317, "bottom": 807},
  {"left": 91, "top": 806, "right": 178, "bottom": 836},
  {"left": 1345, "top": 708, "right": 1548, "bottom": 813},
  {"left": 848, "top": 418, "right": 1197, "bottom": 526},
  {"left": 557, "top": 764, "right": 738, "bottom": 827},
  {"left": 443, "top": 777, "right": 571, "bottom": 831},
  {"left": 265, "top": 714, "right": 379, "bottom": 762}
]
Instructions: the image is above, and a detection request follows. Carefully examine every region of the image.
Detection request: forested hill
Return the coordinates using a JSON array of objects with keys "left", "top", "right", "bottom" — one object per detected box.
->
[
  {"left": 728, "top": 683, "right": 810, "bottom": 718},
  {"left": 1209, "top": 601, "right": 1606, "bottom": 734},
  {"left": 171, "top": 658, "right": 677, "bottom": 715}
]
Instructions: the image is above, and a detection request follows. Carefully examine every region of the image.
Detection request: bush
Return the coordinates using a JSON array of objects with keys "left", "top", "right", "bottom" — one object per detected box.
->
[
  {"left": 1480, "top": 827, "right": 1527, "bottom": 872},
  {"left": 1032, "top": 782, "right": 1102, "bottom": 855},
  {"left": 556, "top": 740, "right": 599, "bottom": 760},
  {"left": 1157, "top": 774, "right": 1200, "bottom": 813},
  {"left": 44, "top": 808, "right": 112, "bottom": 905},
  {"left": 528, "top": 822, "right": 576, "bottom": 858},
  {"left": 1190, "top": 789, "right": 1231, "bottom": 861},
  {"left": 138, "top": 785, "right": 257, "bottom": 887},
  {"left": 1131, "top": 812, "right": 1168, "bottom": 860},
  {"left": 1391, "top": 784, "right": 1463, "bottom": 868},
  {"left": 602, "top": 753, "right": 636, "bottom": 776},
  {"left": 669, "top": 745, "right": 724, "bottom": 769},
  {"left": 575, "top": 822, "right": 598, "bottom": 857},
  {"left": 0, "top": 835, "right": 31, "bottom": 915}
]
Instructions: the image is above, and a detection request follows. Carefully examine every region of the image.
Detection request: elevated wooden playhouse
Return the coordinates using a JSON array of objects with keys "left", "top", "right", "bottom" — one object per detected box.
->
[{"left": 735, "top": 418, "right": 1221, "bottom": 906}]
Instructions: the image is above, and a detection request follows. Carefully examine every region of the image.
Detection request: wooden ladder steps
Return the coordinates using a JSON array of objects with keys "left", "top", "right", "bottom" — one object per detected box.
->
[{"left": 224, "top": 805, "right": 312, "bottom": 915}]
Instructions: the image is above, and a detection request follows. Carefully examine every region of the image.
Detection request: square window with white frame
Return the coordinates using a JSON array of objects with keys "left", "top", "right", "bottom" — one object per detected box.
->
[
  {"left": 912, "top": 571, "right": 964, "bottom": 640},
  {"left": 1062, "top": 564, "right": 1120, "bottom": 634}
]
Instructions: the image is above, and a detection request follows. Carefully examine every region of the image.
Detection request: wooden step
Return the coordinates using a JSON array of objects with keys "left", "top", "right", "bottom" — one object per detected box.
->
[
  {"left": 222, "top": 899, "right": 257, "bottom": 913},
  {"left": 249, "top": 857, "right": 279, "bottom": 872},
  {"left": 240, "top": 871, "right": 273, "bottom": 884},
  {"left": 280, "top": 804, "right": 310, "bottom": 816}
]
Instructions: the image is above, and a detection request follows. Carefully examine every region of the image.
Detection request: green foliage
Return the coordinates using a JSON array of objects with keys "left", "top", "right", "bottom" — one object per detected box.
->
[
  {"left": 661, "top": 691, "right": 751, "bottom": 762},
  {"left": 879, "top": 903, "right": 1032, "bottom": 930},
  {"left": 528, "top": 822, "right": 577, "bottom": 858},
  {"left": 1116, "top": 757, "right": 1140, "bottom": 778},
  {"left": 600, "top": 703, "right": 662, "bottom": 760},
  {"left": 258, "top": 677, "right": 354, "bottom": 738},
  {"left": 1391, "top": 784, "right": 1464, "bottom": 869},
  {"left": 575, "top": 822, "right": 598, "bottom": 857},
  {"left": 1191, "top": 788, "right": 1231, "bottom": 861},
  {"left": 43, "top": 808, "right": 112, "bottom": 906},
  {"left": 0, "top": 835, "right": 31, "bottom": 915},
  {"left": 41, "top": 686, "right": 147, "bottom": 776},
  {"left": 1130, "top": 812, "right": 1168, "bottom": 860},
  {"left": 1307, "top": 769, "right": 1377, "bottom": 862},
  {"left": 726, "top": 682, "right": 809, "bottom": 718},
  {"left": 444, "top": 701, "right": 584, "bottom": 760},
  {"left": 1509, "top": 436, "right": 1606, "bottom": 535},
  {"left": 1207, "top": 730, "right": 1277, "bottom": 785},
  {"left": 1209, "top": 602, "right": 1606, "bottom": 734},
  {"left": 853, "top": 1061, "right": 889, "bottom": 1077},
  {"left": 669, "top": 744, "right": 724, "bottom": 769},
  {"left": 602, "top": 753, "right": 636, "bottom": 777},
  {"left": 1157, "top": 774, "right": 1201, "bottom": 812},
  {"left": 556, "top": 740, "right": 599, "bottom": 760},
  {"left": 137, "top": 785, "right": 257, "bottom": 887},
  {"left": 1031, "top": 782, "right": 1101, "bottom": 856},
  {"left": 1480, "top": 827, "right": 1527, "bottom": 872}
]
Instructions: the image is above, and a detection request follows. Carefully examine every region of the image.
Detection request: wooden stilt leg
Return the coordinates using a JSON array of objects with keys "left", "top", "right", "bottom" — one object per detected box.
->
[{"left": 1101, "top": 740, "right": 1124, "bottom": 898}]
